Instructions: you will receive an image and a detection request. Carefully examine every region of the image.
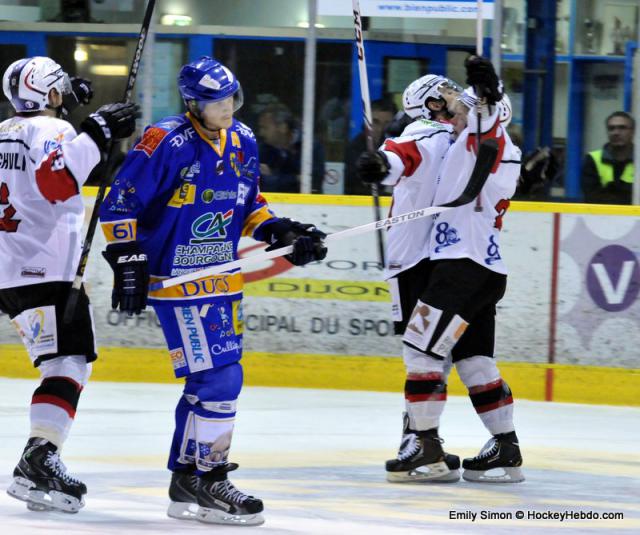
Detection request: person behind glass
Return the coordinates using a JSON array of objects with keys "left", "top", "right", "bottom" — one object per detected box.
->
[
  {"left": 0, "top": 56, "right": 138, "bottom": 513},
  {"left": 98, "top": 56, "right": 327, "bottom": 526},
  {"left": 582, "top": 111, "right": 635, "bottom": 204},
  {"left": 344, "top": 97, "right": 397, "bottom": 195}
]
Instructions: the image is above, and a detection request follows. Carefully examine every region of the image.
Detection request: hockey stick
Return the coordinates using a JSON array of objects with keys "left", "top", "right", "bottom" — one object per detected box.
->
[
  {"left": 63, "top": 0, "right": 157, "bottom": 324},
  {"left": 474, "top": 0, "right": 484, "bottom": 212},
  {"left": 352, "top": 0, "right": 386, "bottom": 268},
  {"left": 150, "top": 139, "right": 499, "bottom": 292}
]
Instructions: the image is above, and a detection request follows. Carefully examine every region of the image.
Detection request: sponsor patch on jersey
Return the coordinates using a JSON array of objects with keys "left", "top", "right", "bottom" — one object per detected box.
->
[
  {"left": 237, "top": 183, "right": 249, "bottom": 205},
  {"left": 43, "top": 132, "right": 64, "bottom": 154},
  {"left": 169, "top": 347, "right": 187, "bottom": 370},
  {"left": 175, "top": 306, "right": 213, "bottom": 373},
  {"left": 20, "top": 266, "right": 46, "bottom": 278},
  {"left": 167, "top": 183, "right": 196, "bottom": 207},
  {"left": 11, "top": 305, "right": 58, "bottom": 364},
  {"left": 134, "top": 127, "right": 168, "bottom": 157},
  {"left": 190, "top": 210, "right": 234, "bottom": 244},
  {"left": 230, "top": 131, "right": 241, "bottom": 148}
]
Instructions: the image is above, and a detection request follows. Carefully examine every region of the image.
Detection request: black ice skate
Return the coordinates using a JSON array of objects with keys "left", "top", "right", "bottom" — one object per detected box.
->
[
  {"left": 386, "top": 417, "right": 460, "bottom": 483},
  {"left": 167, "top": 468, "right": 199, "bottom": 520},
  {"left": 196, "top": 463, "right": 264, "bottom": 526},
  {"left": 7, "top": 437, "right": 86, "bottom": 513},
  {"left": 462, "top": 431, "right": 525, "bottom": 483}
]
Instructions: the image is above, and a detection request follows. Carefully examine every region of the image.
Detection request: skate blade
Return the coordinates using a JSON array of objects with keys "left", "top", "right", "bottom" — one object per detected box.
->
[
  {"left": 387, "top": 461, "right": 459, "bottom": 483},
  {"left": 462, "top": 466, "right": 525, "bottom": 483},
  {"left": 167, "top": 501, "right": 198, "bottom": 520},
  {"left": 8, "top": 478, "right": 83, "bottom": 513},
  {"left": 197, "top": 507, "right": 265, "bottom": 526}
]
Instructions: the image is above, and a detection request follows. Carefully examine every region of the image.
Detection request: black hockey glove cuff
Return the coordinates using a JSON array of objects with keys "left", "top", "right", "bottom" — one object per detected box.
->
[
  {"left": 102, "top": 241, "right": 149, "bottom": 315},
  {"left": 263, "top": 218, "right": 328, "bottom": 266},
  {"left": 519, "top": 147, "right": 558, "bottom": 195},
  {"left": 356, "top": 150, "right": 391, "bottom": 185},
  {"left": 465, "top": 55, "right": 503, "bottom": 105},
  {"left": 81, "top": 102, "right": 140, "bottom": 152}
]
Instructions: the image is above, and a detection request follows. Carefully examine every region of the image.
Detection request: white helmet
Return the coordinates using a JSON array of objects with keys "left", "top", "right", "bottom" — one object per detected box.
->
[
  {"left": 402, "top": 74, "right": 462, "bottom": 120},
  {"left": 2, "top": 56, "right": 70, "bottom": 112}
]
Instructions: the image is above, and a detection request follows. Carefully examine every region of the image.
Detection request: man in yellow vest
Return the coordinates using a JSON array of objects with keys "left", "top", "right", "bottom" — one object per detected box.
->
[{"left": 581, "top": 111, "right": 635, "bottom": 204}]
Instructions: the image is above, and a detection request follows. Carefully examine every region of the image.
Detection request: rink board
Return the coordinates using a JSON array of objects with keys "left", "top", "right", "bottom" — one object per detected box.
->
[{"left": 1, "top": 192, "right": 639, "bottom": 406}]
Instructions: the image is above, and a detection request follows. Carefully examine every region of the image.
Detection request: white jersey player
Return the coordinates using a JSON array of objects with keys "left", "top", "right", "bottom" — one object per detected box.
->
[
  {"left": 0, "top": 56, "right": 138, "bottom": 512},
  {"left": 356, "top": 74, "right": 467, "bottom": 483},
  {"left": 400, "top": 56, "right": 524, "bottom": 484}
]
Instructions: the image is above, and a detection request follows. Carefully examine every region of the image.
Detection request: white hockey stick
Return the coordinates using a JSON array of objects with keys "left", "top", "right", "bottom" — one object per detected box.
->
[{"left": 149, "top": 139, "right": 499, "bottom": 293}]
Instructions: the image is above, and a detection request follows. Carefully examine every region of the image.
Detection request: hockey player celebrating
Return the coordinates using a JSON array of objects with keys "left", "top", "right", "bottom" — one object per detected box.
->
[
  {"left": 401, "top": 56, "right": 524, "bottom": 483},
  {"left": 0, "top": 56, "right": 138, "bottom": 512},
  {"left": 99, "top": 56, "right": 327, "bottom": 526},
  {"left": 356, "top": 74, "right": 466, "bottom": 483}
]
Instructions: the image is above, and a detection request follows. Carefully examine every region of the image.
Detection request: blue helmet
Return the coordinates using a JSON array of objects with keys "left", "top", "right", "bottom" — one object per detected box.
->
[{"left": 177, "top": 56, "right": 243, "bottom": 112}]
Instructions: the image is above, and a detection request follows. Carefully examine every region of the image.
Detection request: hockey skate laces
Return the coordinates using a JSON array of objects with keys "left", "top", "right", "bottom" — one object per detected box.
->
[
  {"left": 397, "top": 434, "right": 420, "bottom": 462},
  {"left": 216, "top": 479, "right": 251, "bottom": 504},
  {"left": 44, "top": 452, "right": 82, "bottom": 486},
  {"left": 476, "top": 438, "right": 499, "bottom": 459}
]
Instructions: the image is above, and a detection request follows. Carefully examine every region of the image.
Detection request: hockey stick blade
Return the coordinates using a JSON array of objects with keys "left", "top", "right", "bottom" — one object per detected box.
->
[{"left": 441, "top": 138, "right": 498, "bottom": 207}]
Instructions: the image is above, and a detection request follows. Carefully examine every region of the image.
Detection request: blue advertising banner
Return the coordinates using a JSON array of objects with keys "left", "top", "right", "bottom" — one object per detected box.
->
[{"left": 319, "top": 0, "right": 495, "bottom": 19}]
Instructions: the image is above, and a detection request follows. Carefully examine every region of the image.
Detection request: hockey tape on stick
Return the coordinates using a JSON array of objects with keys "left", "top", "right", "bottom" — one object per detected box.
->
[{"left": 150, "top": 140, "right": 498, "bottom": 292}]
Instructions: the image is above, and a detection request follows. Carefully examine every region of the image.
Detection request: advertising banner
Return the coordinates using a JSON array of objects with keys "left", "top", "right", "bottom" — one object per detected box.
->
[{"left": 318, "top": 0, "right": 495, "bottom": 19}]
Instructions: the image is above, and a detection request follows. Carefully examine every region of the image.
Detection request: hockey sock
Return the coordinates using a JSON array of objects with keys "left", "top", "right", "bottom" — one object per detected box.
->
[
  {"left": 402, "top": 345, "right": 447, "bottom": 431},
  {"left": 30, "top": 355, "right": 91, "bottom": 448},
  {"left": 456, "top": 355, "right": 515, "bottom": 435}
]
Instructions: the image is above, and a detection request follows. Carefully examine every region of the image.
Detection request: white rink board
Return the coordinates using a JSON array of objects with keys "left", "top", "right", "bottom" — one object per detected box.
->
[{"left": 1, "top": 199, "right": 638, "bottom": 369}]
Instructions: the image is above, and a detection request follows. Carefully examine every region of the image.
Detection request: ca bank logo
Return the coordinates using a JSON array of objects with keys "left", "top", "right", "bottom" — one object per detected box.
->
[
  {"left": 190, "top": 209, "right": 233, "bottom": 244},
  {"left": 586, "top": 245, "right": 640, "bottom": 312}
]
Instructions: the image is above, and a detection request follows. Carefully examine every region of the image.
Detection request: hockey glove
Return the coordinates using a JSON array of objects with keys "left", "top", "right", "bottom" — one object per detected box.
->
[
  {"left": 356, "top": 150, "right": 390, "bottom": 185},
  {"left": 102, "top": 242, "right": 149, "bottom": 315},
  {"left": 465, "top": 55, "right": 503, "bottom": 105},
  {"left": 519, "top": 147, "right": 558, "bottom": 195},
  {"left": 81, "top": 102, "right": 140, "bottom": 152},
  {"left": 263, "top": 218, "right": 328, "bottom": 266},
  {"left": 61, "top": 77, "right": 94, "bottom": 116}
]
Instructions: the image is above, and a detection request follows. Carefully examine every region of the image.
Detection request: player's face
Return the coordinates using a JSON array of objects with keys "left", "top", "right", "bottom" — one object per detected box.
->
[
  {"left": 200, "top": 97, "right": 234, "bottom": 131},
  {"left": 441, "top": 89, "right": 467, "bottom": 135}
]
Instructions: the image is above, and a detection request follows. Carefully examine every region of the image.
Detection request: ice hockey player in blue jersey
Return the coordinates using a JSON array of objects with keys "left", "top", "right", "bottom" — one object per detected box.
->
[{"left": 99, "top": 57, "right": 327, "bottom": 526}]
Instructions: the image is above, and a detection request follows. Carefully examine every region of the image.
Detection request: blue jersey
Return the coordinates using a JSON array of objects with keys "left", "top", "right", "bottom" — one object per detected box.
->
[{"left": 99, "top": 113, "right": 276, "bottom": 304}]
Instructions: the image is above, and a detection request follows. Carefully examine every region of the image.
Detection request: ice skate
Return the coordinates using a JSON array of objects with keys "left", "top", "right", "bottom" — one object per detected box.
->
[
  {"left": 167, "top": 468, "right": 199, "bottom": 520},
  {"left": 7, "top": 437, "right": 86, "bottom": 513},
  {"left": 462, "top": 432, "right": 525, "bottom": 483},
  {"left": 386, "top": 419, "right": 460, "bottom": 483},
  {"left": 196, "top": 463, "right": 264, "bottom": 526}
]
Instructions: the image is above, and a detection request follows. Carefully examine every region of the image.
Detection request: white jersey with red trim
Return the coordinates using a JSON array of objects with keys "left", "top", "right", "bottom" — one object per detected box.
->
[
  {"left": 429, "top": 99, "right": 521, "bottom": 275},
  {"left": 0, "top": 115, "right": 100, "bottom": 289},
  {"left": 380, "top": 118, "right": 453, "bottom": 280}
]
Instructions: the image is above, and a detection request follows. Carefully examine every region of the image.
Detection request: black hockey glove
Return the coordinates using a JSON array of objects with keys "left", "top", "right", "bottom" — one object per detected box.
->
[
  {"left": 102, "top": 242, "right": 149, "bottom": 315},
  {"left": 465, "top": 55, "right": 503, "bottom": 105},
  {"left": 263, "top": 218, "right": 328, "bottom": 266},
  {"left": 518, "top": 146, "right": 558, "bottom": 196},
  {"left": 356, "top": 150, "right": 390, "bottom": 185},
  {"left": 61, "top": 77, "right": 94, "bottom": 116},
  {"left": 81, "top": 102, "right": 140, "bottom": 152}
]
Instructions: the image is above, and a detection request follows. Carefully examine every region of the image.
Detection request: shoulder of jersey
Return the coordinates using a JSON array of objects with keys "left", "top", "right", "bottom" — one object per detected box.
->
[
  {"left": 401, "top": 118, "right": 453, "bottom": 137},
  {"left": 133, "top": 115, "right": 190, "bottom": 157},
  {"left": 230, "top": 119, "right": 256, "bottom": 143}
]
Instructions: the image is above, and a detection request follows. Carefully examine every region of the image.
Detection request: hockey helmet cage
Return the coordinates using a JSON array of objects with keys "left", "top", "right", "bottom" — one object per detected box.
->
[
  {"left": 402, "top": 74, "right": 462, "bottom": 120},
  {"left": 178, "top": 56, "right": 243, "bottom": 112},
  {"left": 2, "top": 56, "right": 71, "bottom": 113}
]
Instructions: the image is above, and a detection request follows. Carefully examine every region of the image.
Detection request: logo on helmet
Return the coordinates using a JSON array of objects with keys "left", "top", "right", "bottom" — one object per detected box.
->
[{"left": 198, "top": 74, "right": 222, "bottom": 90}]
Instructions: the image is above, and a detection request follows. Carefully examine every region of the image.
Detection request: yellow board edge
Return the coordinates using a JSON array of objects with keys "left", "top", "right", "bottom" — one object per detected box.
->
[
  {"left": 1, "top": 344, "right": 637, "bottom": 407},
  {"left": 82, "top": 187, "right": 640, "bottom": 216}
]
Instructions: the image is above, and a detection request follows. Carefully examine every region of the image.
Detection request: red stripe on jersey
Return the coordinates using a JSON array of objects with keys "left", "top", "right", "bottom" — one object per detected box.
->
[
  {"left": 474, "top": 395, "right": 513, "bottom": 414},
  {"left": 405, "top": 392, "right": 447, "bottom": 402},
  {"left": 35, "top": 149, "right": 79, "bottom": 203},
  {"left": 31, "top": 394, "right": 77, "bottom": 418},
  {"left": 383, "top": 139, "right": 423, "bottom": 177},
  {"left": 466, "top": 117, "right": 506, "bottom": 173},
  {"left": 468, "top": 379, "right": 504, "bottom": 395}
]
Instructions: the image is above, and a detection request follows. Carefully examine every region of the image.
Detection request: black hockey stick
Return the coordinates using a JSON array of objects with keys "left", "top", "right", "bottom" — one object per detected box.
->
[
  {"left": 63, "top": 0, "right": 157, "bottom": 324},
  {"left": 352, "top": 0, "right": 386, "bottom": 268},
  {"left": 150, "top": 139, "right": 499, "bottom": 292}
]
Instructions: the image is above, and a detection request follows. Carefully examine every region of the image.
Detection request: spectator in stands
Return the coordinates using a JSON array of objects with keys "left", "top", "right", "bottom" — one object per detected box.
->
[
  {"left": 344, "top": 97, "right": 397, "bottom": 195},
  {"left": 582, "top": 111, "right": 635, "bottom": 204}
]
